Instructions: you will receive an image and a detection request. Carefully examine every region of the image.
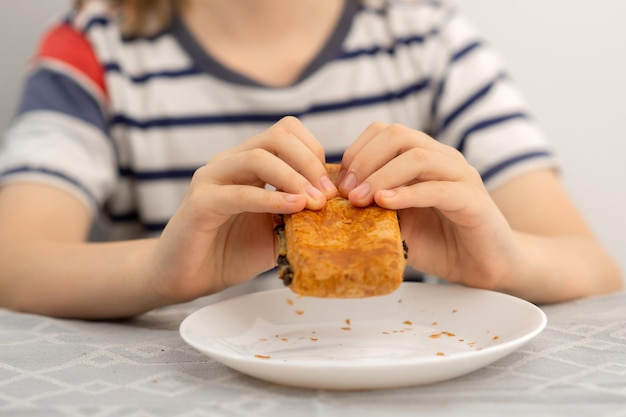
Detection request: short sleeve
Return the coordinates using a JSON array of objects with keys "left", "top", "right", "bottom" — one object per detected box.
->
[
  {"left": 0, "top": 22, "right": 117, "bottom": 214},
  {"left": 427, "top": 8, "right": 559, "bottom": 190}
]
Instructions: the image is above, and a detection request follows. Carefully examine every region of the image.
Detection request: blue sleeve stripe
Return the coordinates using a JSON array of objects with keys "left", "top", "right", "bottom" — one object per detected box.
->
[
  {"left": 451, "top": 40, "right": 483, "bottom": 63},
  {"left": 436, "top": 71, "right": 508, "bottom": 136},
  {"left": 456, "top": 112, "right": 529, "bottom": 154},
  {"left": 481, "top": 150, "right": 553, "bottom": 183},
  {"left": 17, "top": 68, "right": 108, "bottom": 134},
  {"left": 111, "top": 78, "right": 431, "bottom": 129},
  {"left": 0, "top": 166, "right": 97, "bottom": 206}
]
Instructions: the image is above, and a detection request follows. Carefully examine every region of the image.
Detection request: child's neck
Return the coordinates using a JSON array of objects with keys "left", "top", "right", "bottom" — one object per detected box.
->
[{"left": 179, "top": 0, "right": 345, "bottom": 87}]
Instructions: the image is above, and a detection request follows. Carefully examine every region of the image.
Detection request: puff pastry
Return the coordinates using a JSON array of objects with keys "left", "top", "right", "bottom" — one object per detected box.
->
[{"left": 275, "top": 164, "right": 407, "bottom": 298}]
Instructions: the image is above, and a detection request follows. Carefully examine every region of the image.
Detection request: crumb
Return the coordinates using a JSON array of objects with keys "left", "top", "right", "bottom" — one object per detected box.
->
[
  {"left": 452, "top": 309, "right": 458, "bottom": 313},
  {"left": 431, "top": 321, "right": 438, "bottom": 326},
  {"left": 403, "top": 320, "right": 413, "bottom": 326},
  {"left": 280, "top": 338, "right": 288, "bottom": 342},
  {"left": 255, "top": 354, "right": 271, "bottom": 359},
  {"left": 436, "top": 352, "right": 445, "bottom": 356},
  {"left": 493, "top": 335, "right": 500, "bottom": 341},
  {"left": 258, "top": 338, "right": 268, "bottom": 342},
  {"left": 310, "top": 337, "right": 318, "bottom": 342},
  {"left": 345, "top": 319, "right": 351, "bottom": 326},
  {"left": 341, "top": 327, "right": 351, "bottom": 331},
  {"left": 295, "top": 310, "right": 304, "bottom": 315},
  {"left": 429, "top": 331, "right": 455, "bottom": 339},
  {"left": 382, "top": 331, "right": 390, "bottom": 334},
  {"left": 286, "top": 298, "right": 294, "bottom": 305}
]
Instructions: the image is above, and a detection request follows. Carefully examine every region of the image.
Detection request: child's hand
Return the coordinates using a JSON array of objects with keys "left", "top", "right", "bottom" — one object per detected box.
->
[
  {"left": 338, "top": 122, "right": 517, "bottom": 291},
  {"left": 146, "top": 116, "right": 337, "bottom": 302}
]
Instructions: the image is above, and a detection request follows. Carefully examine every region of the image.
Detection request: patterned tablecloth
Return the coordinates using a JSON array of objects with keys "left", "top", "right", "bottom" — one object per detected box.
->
[{"left": 1, "top": 275, "right": 625, "bottom": 417}]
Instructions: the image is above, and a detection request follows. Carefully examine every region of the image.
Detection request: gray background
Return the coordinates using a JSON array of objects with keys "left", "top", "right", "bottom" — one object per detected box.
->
[{"left": 1, "top": 0, "right": 624, "bottom": 284}]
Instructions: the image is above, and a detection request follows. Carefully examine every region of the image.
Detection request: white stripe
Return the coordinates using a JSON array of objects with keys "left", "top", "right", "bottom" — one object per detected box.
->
[
  {"left": 87, "top": 25, "right": 194, "bottom": 73},
  {"left": 0, "top": 111, "right": 117, "bottom": 210},
  {"left": 108, "top": 91, "right": 429, "bottom": 172},
  {"left": 464, "top": 118, "right": 556, "bottom": 176}
]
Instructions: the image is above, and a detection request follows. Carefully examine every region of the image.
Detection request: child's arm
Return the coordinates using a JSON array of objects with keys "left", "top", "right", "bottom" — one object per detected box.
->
[
  {"left": 0, "top": 117, "right": 338, "bottom": 319},
  {"left": 339, "top": 122, "right": 622, "bottom": 304},
  {"left": 0, "top": 182, "right": 163, "bottom": 318}
]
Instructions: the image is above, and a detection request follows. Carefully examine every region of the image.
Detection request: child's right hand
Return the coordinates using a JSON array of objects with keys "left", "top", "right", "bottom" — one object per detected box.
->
[{"left": 146, "top": 116, "right": 337, "bottom": 303}]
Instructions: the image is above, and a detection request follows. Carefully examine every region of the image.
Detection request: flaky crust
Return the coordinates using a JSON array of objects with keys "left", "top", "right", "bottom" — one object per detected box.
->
[{"left": 279, "top": 164, "right": 406, "bottom": 298}]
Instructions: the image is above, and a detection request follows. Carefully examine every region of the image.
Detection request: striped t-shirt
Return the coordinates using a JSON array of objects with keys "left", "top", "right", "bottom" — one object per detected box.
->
[{"left": 0, "top": 0, "right": 558, "bottom": 240}]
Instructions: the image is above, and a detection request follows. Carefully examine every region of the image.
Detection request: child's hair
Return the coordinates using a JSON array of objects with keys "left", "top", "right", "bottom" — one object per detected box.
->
[{"left": 74, "top": 0, "right": 176, "bottom": 36}]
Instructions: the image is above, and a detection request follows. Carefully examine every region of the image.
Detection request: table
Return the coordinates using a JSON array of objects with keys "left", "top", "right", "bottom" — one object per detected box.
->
[{"left": 1, "top": 275, "right": 625, "bottom": 417}]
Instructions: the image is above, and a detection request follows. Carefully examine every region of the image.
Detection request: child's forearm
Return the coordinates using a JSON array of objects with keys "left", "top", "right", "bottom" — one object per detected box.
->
[
  {"left": 501, "top": 232, "right": 622, "bottom": 304},
  {"left": 0, "top": 238, "right": 169, "bottom": 319}
]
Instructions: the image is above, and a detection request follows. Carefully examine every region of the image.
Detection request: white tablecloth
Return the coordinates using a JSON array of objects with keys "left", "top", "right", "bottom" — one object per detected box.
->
[{"left": 1, "top": 276, "right": 625, "bottom": 417}]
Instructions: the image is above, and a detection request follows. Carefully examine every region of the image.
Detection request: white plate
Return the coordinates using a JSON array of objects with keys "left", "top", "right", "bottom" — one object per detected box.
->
[{"left": 179, "top": 282, "right": 546, "bottom": 390}]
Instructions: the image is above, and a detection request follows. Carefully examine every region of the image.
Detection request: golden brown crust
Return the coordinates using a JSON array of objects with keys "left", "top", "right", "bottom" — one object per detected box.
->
[{"left": 277, "top": 164, "right": 406, "bottom": 298}]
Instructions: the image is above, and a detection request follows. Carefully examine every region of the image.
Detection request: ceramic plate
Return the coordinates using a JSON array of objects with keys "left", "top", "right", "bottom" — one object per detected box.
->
[{"left": 179, "top": 282, "right": 546, "bottom": 390}]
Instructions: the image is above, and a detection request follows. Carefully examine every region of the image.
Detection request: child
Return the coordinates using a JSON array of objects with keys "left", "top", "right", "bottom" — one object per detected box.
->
[{"left": 0, "top": 0, "right": 621, "bottom": 318}]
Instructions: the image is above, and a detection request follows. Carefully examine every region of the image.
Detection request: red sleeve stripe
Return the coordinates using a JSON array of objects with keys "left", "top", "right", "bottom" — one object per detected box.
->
[{"left": 36, "top": 23, "right": 107, "bottom": 99}]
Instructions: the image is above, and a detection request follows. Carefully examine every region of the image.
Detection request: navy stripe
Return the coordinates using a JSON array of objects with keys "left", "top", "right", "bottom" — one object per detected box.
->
[
  {"left": 82, "top": 16, "right": 109, "bottom": 33},
  {"left": 107, "top": 211, "right": 139, "bottom": 222},
  {"left": 337, "top": 29, "right": 440, "bottom": 60},
  {"left": 451, "top": 41, "right": 482, "bottom": 63},
  {"left": 18, "top": 68, "right": 108, "bottom": 134},
  {"left": 121, "top": 28, "right": 171, "bottom": 43},
  {"left": 456, "top": 112, "right": 529, "bottom": 154},
  {"left": 111, "top": 78, "right": 431, "bottom": 129},
  {"left": 82, "top": 16, "right": 170, "bottom": 42},
  {"left": 144, "top": 222, "right": 167, "bottom": 233},
  {"left": 102, "top": 33, "right": 435, "bottom": 85},
  {"left": 119, "top": 166, "right": 197, "bottom": 181},
  {"left": 104, "top": 62, "right": 202, "bottom": 83},
  {"left": 481, "top": 151, "right": 552, "bottom": 183},
  {"left": 0, "top": 166, "right": 97, "bottom": 205},
  {"left": 326, "top": 153, "right": 344, "bottom": 164},
  {"left": 437, "top": 72, "right": 508, "bottom": 135}
]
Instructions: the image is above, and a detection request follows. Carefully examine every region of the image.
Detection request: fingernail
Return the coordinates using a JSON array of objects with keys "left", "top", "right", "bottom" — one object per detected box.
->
[
  {"left": 319, "top": 175, "right": 335, "bottom": 193},
  {"left": 305, "top": 184, "right": 324, "bottom": 200},
  {"left": 350, "top": 182, "right": 371, "bottom": 201},
  {"left": 337, "top": 168, "right": 347, "bottom": 184},
  {"left": 378, "top": 189, "right": 397, "bottom": 198},
  {"left": 283, "top": 193, "right": 300, "bottom": 203},
  {"left": 340, "top": 172, "right": 357, "bottom": 192}
]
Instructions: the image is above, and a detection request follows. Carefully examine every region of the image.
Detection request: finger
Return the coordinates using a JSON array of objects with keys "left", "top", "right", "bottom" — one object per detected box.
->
[
  {"left": 339, "top": 124, "right": 440, "bottom": 196},
  {"left": 206, "top": 184, "right": 307, "bottom": 215},
  {"left": 347, "top": 145, "right": 470, "bottom": 206},
  {"left": 238, "top": 116, "right": 337, "bottom": 198},
  {"left": 374, "top": 181, "right": 489, "bottom": 228},
  {"left": 202, "top": 148, "right": 328, "bottom": 210},
  {"left": 339, "top": 121, "right": 389, "bottom": 183}
]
